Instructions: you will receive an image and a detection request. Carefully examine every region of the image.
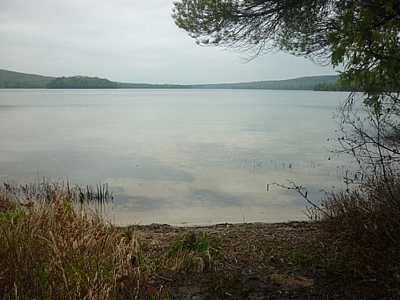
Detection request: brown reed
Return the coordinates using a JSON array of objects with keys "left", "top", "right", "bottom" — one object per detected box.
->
[{"left": 0, "top": 183, "right": 136, "bottom": 300}]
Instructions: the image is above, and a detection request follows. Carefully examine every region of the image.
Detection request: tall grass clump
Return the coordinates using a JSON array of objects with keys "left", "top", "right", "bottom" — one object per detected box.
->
[
  {"left": 0, "top": 182, "right": 138, "bottom": 300},
  {"left": 310, "top": 171, "right": 400, "bottom": 299}
]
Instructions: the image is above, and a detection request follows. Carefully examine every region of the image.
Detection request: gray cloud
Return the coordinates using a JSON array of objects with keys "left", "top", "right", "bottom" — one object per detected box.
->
[{"left": 0, "top": 0, "right": 336, "bottom": 84}]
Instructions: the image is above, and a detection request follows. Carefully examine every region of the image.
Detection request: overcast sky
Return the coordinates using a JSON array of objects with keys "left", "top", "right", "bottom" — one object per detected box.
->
[{"left": 1, "top": 0, "right": 337, "bottom": 84}]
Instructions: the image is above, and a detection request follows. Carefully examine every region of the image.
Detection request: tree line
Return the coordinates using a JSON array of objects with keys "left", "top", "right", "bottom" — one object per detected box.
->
[{"left": 46, "top": 76, "right": 118, "bottom": 89}]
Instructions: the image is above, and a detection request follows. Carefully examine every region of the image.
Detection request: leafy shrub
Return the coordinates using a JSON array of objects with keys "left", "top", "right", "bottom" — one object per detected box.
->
[{"left": 310, "top": 172, "right": 400, "bottom": 299}]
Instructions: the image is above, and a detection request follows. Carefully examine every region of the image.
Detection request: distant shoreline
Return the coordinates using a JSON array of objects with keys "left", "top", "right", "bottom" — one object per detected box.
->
[{"left": 0, "top": 69, "right": 344, "bottom": 91}]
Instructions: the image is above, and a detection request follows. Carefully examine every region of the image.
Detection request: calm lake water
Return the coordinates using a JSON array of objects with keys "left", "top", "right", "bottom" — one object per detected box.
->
[{"left": 0, "top": 89, "right": 353, "bottom": 225}]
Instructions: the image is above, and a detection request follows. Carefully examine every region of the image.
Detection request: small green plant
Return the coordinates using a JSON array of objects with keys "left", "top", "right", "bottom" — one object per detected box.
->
[
  {"left": 289, "top": 246, "right": 313, "bottom": 265},
  {"left": 160, "top": 231, "right": 220, "bottom": 275}
]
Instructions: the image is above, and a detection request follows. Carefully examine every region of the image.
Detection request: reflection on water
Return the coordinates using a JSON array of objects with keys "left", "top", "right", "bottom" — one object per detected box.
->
[{"left": 0, "top": 89, "right": 353, "bottom": 225}]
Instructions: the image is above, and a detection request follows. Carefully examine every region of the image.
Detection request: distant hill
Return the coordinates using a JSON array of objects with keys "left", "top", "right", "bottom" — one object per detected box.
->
[
  {"left": 46, "top": 76, "right": 118, "bottom": 89},
  {"left": 192, "top": 75, "right": 340, "bottom": 90},
  {"left": 0, "top": 69, "right": 340, "bottom": 90},
  {"left": 0, "top": 69, "right": 54, "bottom": 88}
]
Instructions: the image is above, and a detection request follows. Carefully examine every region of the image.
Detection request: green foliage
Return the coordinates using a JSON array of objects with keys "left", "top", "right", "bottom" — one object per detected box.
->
[
  {"left": 328, "top": 1, "right": 400, "bottom": 111},
  {"left": 173, "top": 0, "right": 331, "bottom": 59},
  {"left": 46, "top": 76, "right": 118, "bottom": 89},
  {"left": 173, "top": 0, "right": 400, "bottom": 108}
]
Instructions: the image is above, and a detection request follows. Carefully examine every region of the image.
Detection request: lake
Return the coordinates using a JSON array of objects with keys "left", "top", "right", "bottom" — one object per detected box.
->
[{"left": 0, "top": 89, "right": 353, "bottom": 225}]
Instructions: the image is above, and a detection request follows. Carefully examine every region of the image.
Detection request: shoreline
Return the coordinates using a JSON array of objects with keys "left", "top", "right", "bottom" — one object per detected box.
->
[
  {"left": 113, "top": 219, "right": 346, "bottom": 299},
  {"left": 103, "top": 205, "right": 310, "bottom": 228},
  {"left": 119, "top": 219, "right": 311, "bottom": 229}
]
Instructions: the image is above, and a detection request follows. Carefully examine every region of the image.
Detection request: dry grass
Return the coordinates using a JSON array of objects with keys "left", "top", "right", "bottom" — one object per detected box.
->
[
  {"left": 310, "top": 172, "right": 400, "bottom": 299},
  {"left": 126, "top": 222, "right": 345, "bottom": 299},
  {"left": 1, "top": 177, "right": 398, "bottom": 299},
  {"left": 1, "top": 181, "right": 337, "bottom": 300},
  {"left": 0, "top": 183, "right": 137, "bottom": 300}
]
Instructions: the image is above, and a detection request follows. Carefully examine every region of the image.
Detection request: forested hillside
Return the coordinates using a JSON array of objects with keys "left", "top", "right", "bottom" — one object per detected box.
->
[
  {"left": 0, "top": 69, "right": 53, "bottom": 88},
  {"left": 193, "top": 75, "right": 339, "bottom": 90},
  {"left": 0, "top": 69, "right": 340, "bottom": 90},
  {"left": 314, "top": 81, "right": 355, "bottom": 91},
  {"left": 46, "top": 76, "right": 118, "bottom": 89}
]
